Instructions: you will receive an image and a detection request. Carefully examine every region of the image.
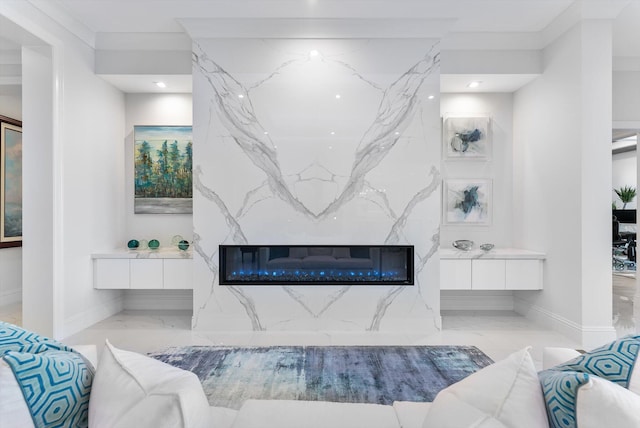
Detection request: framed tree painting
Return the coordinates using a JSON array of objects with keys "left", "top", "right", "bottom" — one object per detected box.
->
[
  {"left": 443, "top": 115, "right": 491, "bottom": 160},
  {"left": 134, "top": 125, "right": 193, "bottom": 214},
  {"left": 0, "top": 116, "right": 22, "bottom": 247},
  {"left": 443, "top": 179, "right": 492, "bottom": 225}
]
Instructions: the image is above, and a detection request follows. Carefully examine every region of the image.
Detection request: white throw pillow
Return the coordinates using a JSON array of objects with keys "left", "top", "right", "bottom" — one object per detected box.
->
[
  {"left": 576, "top": 375, "right": 640, "bottom": 428},
  {"left": 0, "top": 359, "right": 34, "bottom": 428},
  {"left": 89, "top": 340, "right": 213, "bottom": 428},
  {"left": 422, "top": 347, "right": 549, "bottom": 428}
]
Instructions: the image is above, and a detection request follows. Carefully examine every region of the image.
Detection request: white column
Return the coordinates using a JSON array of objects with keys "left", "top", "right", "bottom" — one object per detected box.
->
[
  {"left": 21, "top": 45, "right": 62, "bottom": 337},
  {"left": 578, "top": 20, "right": 615, "bottom": 346}
]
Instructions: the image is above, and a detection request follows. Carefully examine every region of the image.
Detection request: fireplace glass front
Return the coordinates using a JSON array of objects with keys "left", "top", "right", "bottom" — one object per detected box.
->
[{"left": 219, "top": 245, "right": 414, "bottom": 285}]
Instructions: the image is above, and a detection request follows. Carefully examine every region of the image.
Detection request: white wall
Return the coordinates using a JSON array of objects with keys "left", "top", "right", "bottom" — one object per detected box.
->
[
  {"left": 192, "top": 39, "right": 442, "bottom": 333},
  {"left": 513, "top": 21, "right": 616, "bottom": 348},
  {"left": 613, "top": 71, "right": 640, "bottom": 123},
  {"left": 0, "top": 94, "right": 22, "bottom": 306},
  {"left": 61, "top": 44, "right": 126, "bottom": 337},
  {"left": 124, "top": 93, "right": 193, "bottom": 247},
  {"left": 0, "top": 94, "right": 21, "bottom": 119},
  {"left": 1, "top": 1, "right": 126, "bottom": 338},
  {"left": 613, "top": 149, "right": 637, "bottom": 210},
  {"left": 440, "top": 93, "right": 514, "bottom": 248}
]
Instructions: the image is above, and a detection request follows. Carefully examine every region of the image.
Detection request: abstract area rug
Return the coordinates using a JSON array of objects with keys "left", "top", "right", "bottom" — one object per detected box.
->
[{"left": 150, "top": 346, "right": 493, "bottom": 409}]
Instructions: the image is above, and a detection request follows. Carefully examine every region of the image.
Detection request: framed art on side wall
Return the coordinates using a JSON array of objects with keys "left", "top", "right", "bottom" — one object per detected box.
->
[
  {"left": 443, "top": 179, "right": 492, "bottom": 225},
  {"left": 134, "top": 125, "right": 193, "bottom": 214},
  {"left": 443, "top": 115, "right": 491, "bottom": 160},
  {"left": 0, "top": 116, "right": 22, "bottom": 247}
]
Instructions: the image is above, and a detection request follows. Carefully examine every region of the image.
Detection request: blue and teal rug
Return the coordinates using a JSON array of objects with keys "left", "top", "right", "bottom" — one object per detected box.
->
[{"left": 149, "top": 345, "right": 492, "bottom": 409}]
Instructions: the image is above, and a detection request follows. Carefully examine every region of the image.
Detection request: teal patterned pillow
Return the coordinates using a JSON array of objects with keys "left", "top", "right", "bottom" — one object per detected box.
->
[
  {"left": 4, "top": 350, "right": 93, "bottom": 428},
  {"left": 539, "top": 334, "right": 640, "bottom": 428},
  {"left": 0, "top": 321, "right": 73, "bottom": 356}
]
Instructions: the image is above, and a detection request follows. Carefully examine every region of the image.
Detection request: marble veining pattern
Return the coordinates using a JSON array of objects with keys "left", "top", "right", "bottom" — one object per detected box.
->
[{"left": 192, "top": 39, "right": 442, "bottom": 332}]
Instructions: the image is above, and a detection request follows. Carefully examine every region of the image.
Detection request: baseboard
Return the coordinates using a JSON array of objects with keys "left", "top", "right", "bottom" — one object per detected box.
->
[
  {"left": 514, "top": 297, "right": 617, "bottom": 349},
  {"left": 0, "top": 288, "right": 21, "bottom": 306},
  {"left": 123, "top": 290, "right": 193, "bottom": 311},
  {"left": 64, "top": 293, "right": 124, "bottom": 338},
  {"left": 441, "top": 291, "right": 514, "bottom": 311}
]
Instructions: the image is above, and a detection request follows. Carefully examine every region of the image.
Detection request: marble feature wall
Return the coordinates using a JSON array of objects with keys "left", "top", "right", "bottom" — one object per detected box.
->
[{"left": 192, "top": 39, "right": 442, "bottom": 332}]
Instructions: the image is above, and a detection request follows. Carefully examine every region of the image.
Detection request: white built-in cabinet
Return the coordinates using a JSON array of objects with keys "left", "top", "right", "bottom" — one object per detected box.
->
[
  {"left": 92, "top": 252, "right": 193, "bottom": 289},
  {"left": 440, "top": 249, "right": 545, "bottom": 291}
]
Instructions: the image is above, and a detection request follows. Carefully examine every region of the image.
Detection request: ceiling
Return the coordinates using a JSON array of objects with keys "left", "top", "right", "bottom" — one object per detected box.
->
[{"left": 0, "top": 0, "right": 639, "bottom": 95}]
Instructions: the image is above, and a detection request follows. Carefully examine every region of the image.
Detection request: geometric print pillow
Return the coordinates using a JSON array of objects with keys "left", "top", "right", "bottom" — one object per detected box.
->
[
  {"left": 0, "top": 321, "right": 73, "bottom": 357},
  {"left": 3, "top": 350, "right": 94, "bottom": 428},
  {"left": 553, "top": 334, "right": 640, "bottom": 389},
  {"left": 539, "top": 334, "right": 640, "bottom": 428}
]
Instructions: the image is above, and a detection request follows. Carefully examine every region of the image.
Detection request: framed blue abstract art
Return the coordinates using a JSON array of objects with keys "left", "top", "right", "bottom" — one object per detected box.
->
[
  {"left": 443, "top": 179, "right": 492, "bottom": 225},
  {"left": 442, "top": 115, "right": 491, "bottom": 160}
]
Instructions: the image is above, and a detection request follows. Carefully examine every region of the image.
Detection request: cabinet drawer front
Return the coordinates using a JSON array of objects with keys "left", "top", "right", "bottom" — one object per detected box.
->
[
  {"left": 130, "top": 259, "right": 164, "bottom": 289},
  {"left": 506, "top": 260, "right": 542, "bottom": 290},
  {"left": 472, "top": 260, "right": 506, "bottom": 290},
  {"left": 440, "top": 259, "right": 472, "bottom": 290},
  {"left": 164, "top": 259, "right": 193, "bottom": 289},
  {"left": 94, "top": 259, "right": 129, "bottom": 289}
]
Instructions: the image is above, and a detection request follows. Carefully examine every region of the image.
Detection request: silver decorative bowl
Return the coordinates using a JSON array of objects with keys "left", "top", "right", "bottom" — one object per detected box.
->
[
  {"left": 480, "top": 243, "right": 495, "bottom": 252},
  {"left": 452, "top": 240, "right": 474, "bottom": 251}
]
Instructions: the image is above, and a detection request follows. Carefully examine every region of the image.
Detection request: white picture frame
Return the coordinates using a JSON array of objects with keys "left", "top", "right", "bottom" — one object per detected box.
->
[
  {"left": 443, "top": 115, "right": 491, "bottom": 160},
  {"left": 443, "top": 179, "right": 492, "bottom": 225}
]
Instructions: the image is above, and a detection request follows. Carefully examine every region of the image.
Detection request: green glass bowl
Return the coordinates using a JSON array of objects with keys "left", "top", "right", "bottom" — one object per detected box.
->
[
  {"left": 148, "top": 239, "right": 160, "bottom": 250},
  {"left": 127, "top": 239, "right": 139, "bottom": 250},
  {"left": 178, "top": 240, "right": 190, "bottom": 251}
]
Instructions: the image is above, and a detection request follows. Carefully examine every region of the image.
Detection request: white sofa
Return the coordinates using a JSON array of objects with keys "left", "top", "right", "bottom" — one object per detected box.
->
[{"left": 4, "top": 340, "right": 640, "bottom": 428}]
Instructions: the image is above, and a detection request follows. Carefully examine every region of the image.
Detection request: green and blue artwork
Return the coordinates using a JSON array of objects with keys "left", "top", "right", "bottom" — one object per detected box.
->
[{"left": 134, "top": 126, "right": 192, "bottom": 214}]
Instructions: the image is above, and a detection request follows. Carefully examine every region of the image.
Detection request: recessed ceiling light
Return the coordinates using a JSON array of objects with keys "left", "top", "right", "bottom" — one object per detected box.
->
[
  {"left": 427, "top": 94, "right": 435, "bottom": 100},
  {"left": 395, "top": 131, "right": 400, "bottom": 135},
  {"left": 263, "top": 131, "right": 269, "bottom": 135},
  {"left": 238, "top": 94, "right": 245, "bottom": 99},
  {"left": 330, "top": 131, "right": 335, "bottom": 135},
  {"left": 335, "top": 94, "right": 341, "bottom": 99},
  {"left": 309, "top": 49, "right": 320, "bottom": 57},
  {"left": 154, "top": 81, "right": 166, "bottom": 88},
  {"left": 467, "top": 81, "right": 482, "bottom": 89}
]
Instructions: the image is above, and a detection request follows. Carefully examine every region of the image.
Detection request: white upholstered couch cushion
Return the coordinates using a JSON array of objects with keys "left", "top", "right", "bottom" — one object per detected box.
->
[
  {"left": 231, "top": 399, "right": 402, "bottom": 428},
  {"left": 392, "top": 401, "right": 431, "bottom": 428}
]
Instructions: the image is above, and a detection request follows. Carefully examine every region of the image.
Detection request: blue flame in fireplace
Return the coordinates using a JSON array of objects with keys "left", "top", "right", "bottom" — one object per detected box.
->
[{"left": 228, "top": 269, "right": 405, "bottom": 283}]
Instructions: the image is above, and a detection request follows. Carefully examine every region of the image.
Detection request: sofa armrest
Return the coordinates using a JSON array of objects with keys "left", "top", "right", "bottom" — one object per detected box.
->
[
  {"left": 71, "top": 344, "right": 99, "bottom": 369},
  {"left": 542, "top": 347, "right": 581, "bottom": 370}
]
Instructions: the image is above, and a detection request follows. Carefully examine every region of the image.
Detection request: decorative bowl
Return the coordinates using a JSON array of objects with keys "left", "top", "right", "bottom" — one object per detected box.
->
[
  {"left": 178, "top": 240, "right": 190, "bottom": 251},
  {"left": 480, "top": 243, "right": 495, "bottom": 252},
  {"left": 127, "top": 239, "right": 139, "bottom": 250},
  {"left": 148, "top": 239, "right": 160, "bottom": 250},
  {"left": 452, "top": 240, "right": 474, "bottom": 251}
]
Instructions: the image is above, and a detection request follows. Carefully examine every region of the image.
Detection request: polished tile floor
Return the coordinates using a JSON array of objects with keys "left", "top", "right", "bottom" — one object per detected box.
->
[
  {"left": 1, "top": 274, "right": 635, "bottom": 371},
  {"left": 64, "top": 309, "right": 584, "bottom": 370},
  {"left": 613, "top": 272, "right": 636, "bottom": 337},
  {"left": 0, "top": 306, "right": 580, "bottom": 371}
]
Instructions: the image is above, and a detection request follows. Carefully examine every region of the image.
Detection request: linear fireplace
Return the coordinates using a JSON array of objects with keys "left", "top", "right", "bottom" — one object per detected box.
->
[{"left": 219, "top": 245, "right": 414, "bottom": 285}]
